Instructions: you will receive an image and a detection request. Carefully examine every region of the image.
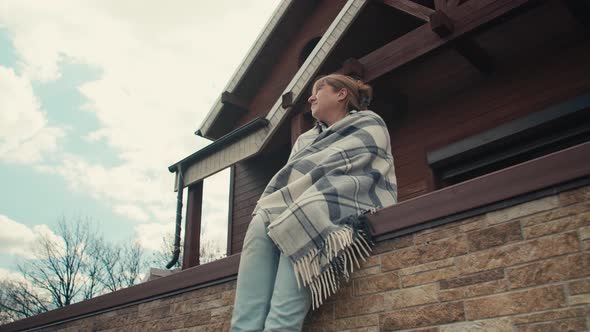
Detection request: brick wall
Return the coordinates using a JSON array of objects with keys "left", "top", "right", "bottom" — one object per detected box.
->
[{"left": 38, "top": 185, "right": 590, "bottom": 331}]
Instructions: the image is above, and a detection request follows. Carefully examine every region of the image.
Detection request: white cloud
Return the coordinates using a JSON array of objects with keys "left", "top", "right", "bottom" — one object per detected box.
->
[
  {"left": 84, "top": 128, "right": 108, "bottom": 142},
  {"left": 0, "top": 267, "right": 26, "bottom": 283},
  {"left": 0, "top": 0, "right": 278, "bottom": 169},
  {"left": 0, "top": 66, "right": 65, "bottom": 164},
  {"left": 113, "top": 204, "right": 150, "bottom": 222},
  {"left": 134, "top": 223, "right": 172, "bottom": 251},
  {"left": 45, "top": 154, "right": 177, "bottom": 224},
  {"left": 200, "top": 167, "right": 231, "bottom": 250},
  {"left": 0, "top": 1, "right": 277, "bottom": 245},
  {"left": 0, "top": 215, "right": 60, "bottom": 259}
]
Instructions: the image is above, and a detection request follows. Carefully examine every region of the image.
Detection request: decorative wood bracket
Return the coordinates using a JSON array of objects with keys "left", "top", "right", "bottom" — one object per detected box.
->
[
  {"left": 221, "top": 91, "right": 249, "bottom": 112},
  {"left": 430, "top": 10, "right": 454, "bottom": 37},
  {"left": 282, "top": 91, "right": 294, "bottom": 109}
]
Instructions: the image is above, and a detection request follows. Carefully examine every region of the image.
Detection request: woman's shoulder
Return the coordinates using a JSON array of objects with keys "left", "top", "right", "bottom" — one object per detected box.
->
[{"left": 353, "top": 110, "right": 387, "bottom": 127}]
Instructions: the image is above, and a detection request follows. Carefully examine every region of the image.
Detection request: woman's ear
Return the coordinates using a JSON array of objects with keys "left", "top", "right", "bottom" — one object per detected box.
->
[{"left": 337, "top": 88, "right": 348, "bottom": 102}]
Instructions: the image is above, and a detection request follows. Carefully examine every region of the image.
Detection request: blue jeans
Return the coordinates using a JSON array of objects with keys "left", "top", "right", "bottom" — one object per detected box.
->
[{"left": 230, "top": 215, "right": 312, "bottom": 332}]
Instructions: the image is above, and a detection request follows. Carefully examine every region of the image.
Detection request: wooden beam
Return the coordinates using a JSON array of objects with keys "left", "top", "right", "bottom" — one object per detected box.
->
[
  {"left": 221, "top": 91, "right": 249, "bottom": 112},
  {"left": 183, "top": 182, "right": 203, "bottom": 269},
  {"left": 454, "top": 37, "right": 494, "bottom": 74},
  {"left": 339, "top": 58, "right": 366, "bottom": 79},
  {"left": 360, "top": 0, "right": 535, "bottom": 81},
  {"left": 380, "top": 0, "right": 435, "bottom": 22},
  {"left": 430, "top": 10, "right": 454, "bottom": 37}
]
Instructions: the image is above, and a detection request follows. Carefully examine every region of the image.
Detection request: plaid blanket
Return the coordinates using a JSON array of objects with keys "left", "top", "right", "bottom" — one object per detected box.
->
[{"left": 252, "top": 110, "right": 398, "bottom": 309}]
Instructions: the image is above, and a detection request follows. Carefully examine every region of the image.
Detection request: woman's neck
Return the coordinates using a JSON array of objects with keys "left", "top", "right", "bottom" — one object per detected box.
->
[{"left": 323, "top": 108, "right": 348, "bottom": 126}]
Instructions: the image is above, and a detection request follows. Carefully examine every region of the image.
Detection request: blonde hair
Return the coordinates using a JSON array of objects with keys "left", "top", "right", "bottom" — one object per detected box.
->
[{"left": 313, "top": 74, "right": 373, "bottom": 111}]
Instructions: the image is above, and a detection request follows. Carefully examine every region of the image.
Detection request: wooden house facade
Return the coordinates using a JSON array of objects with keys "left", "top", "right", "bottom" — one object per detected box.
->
[{"left": 4, "top": 0, "right": 590, "bottom": 330}]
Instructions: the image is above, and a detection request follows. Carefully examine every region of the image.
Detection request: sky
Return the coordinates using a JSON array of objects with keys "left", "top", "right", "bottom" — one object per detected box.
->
[{"left": 0, "top": 0, "right": 279, "bottom": 279}]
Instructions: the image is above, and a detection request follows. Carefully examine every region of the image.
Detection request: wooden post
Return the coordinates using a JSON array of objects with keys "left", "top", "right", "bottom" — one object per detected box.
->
[
  {"left": 182, "top": 182, "right": 203, "bottom": 269},
  {"left": 226, "top": 166, "right": 235, "bottom": 255},
  {"left": 291, "top": 110, "right": 313, "bottom": 147}
]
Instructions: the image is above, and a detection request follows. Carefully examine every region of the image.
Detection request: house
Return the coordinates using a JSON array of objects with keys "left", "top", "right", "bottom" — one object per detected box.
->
[{"left": 4, "top": 0, "right": 589, "bottom": 331}]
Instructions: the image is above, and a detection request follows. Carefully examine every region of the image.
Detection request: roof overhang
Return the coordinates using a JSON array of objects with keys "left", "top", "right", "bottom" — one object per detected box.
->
[
  {"left": 198, "top": 0, "right": 319, "bottom": 140},
  {"left": 168, "top": 117, "right": 269, "bottom": 173},
  {"left": 172, "top": 0, "right": 370, "bottom": 190}
]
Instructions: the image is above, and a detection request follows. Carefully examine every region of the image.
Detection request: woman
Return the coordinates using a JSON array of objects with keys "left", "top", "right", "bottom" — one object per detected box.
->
[{"left": 230, "top": 74, "right": 398, "bottom": 331}]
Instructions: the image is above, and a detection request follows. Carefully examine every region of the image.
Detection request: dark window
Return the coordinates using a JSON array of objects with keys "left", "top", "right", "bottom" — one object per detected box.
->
[{"left": 427, "top": 94, "right": 590, "bottom": 187}]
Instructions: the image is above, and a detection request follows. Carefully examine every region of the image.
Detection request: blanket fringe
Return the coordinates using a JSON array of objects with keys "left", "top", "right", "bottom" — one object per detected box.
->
[{"left": 293, "top": 225, "right": 373, "bottom": 310}]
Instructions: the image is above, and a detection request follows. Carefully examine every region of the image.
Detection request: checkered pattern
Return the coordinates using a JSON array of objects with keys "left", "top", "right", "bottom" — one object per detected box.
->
[{"left": 252, "top": 110, "right": 398, "bottom": 309}]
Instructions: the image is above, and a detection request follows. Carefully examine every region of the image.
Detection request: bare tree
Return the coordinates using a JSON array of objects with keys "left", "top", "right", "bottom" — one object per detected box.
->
[
  {"left": 200, "top": 238, "right": 226, "bottom": 264},
  {"left": 151, "top": 232, "right": 182, "bottom": 269},
  {"left": 0, "top": 217, "right": 147, "bottom": 323},
  {"left": 120, "top": 241, "right": 145, "bottom": 286},
  {"left": 17, "top": 218, "right": 97, "bottom": 307},
  {"left": 82, "top": 237, "right": 105, "bottom": 301},
  {"left": 98, "top": 240, "right": 146, "bottom": 292},
  {"left": 151, "top": 232, "right": 226, "bottom": 269},
  {"left": 0, "top": 279, "right": 49, "bottom": 324}
]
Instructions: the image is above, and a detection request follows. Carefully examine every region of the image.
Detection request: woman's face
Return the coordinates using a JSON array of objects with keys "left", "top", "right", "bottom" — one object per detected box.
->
[{"left": 308, "top": 81, "right": 347, "bottom": 125}]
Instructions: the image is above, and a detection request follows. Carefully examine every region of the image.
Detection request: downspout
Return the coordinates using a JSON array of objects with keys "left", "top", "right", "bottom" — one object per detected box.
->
[{"left": 166, "top": 165, "right": 184, "bottom": 269}]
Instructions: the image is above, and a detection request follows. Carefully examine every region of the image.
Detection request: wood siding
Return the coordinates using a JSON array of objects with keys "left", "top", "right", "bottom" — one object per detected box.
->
[
  {"left": 235, "top": 0, "right": 347, "bottom": 128},
  {"left": 179, "top": 0, "right": 367, "bottom": 188},
  {"left": 229, "top": 149, "right": 290, "bottom": 254},
  {"left": 388, "top": 30, "right": 590, "bottom": 201}
]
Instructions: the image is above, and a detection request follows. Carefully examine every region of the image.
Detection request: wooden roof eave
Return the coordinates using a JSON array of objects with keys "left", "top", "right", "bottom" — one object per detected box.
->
[
  {"left": 168, "top": 117, "right": 269, "bottom": 174},
  {"left": 198, "top": 0, "right": 294, "bottom": 140},
  {"left": 174, "top": 0, "right": 370, "bottom": 190}
]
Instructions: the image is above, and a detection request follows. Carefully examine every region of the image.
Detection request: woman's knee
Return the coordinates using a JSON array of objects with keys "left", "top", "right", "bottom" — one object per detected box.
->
[{"left": 242, "top": 216, "right": 273, "bottom": 252}]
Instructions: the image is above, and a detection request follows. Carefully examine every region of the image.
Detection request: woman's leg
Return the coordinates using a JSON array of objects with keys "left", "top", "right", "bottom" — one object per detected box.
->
[
  {"left": 263, "top": 252, "right": 312, "bottom": 332},
  {"left": 230, "top": 215, "right": 280, "bottom": 332}
]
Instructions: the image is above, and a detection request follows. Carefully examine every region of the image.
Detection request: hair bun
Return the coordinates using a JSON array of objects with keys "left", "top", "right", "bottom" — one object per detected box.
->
[
  {"left": 359, "top": 91, "right": 371, "bottom": 109},
  {"left": 355, "top": 79, "right": 373, "bottom": 109},
  {"left": 312, "top": 73, "right": 374, "bottom": 111}
]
